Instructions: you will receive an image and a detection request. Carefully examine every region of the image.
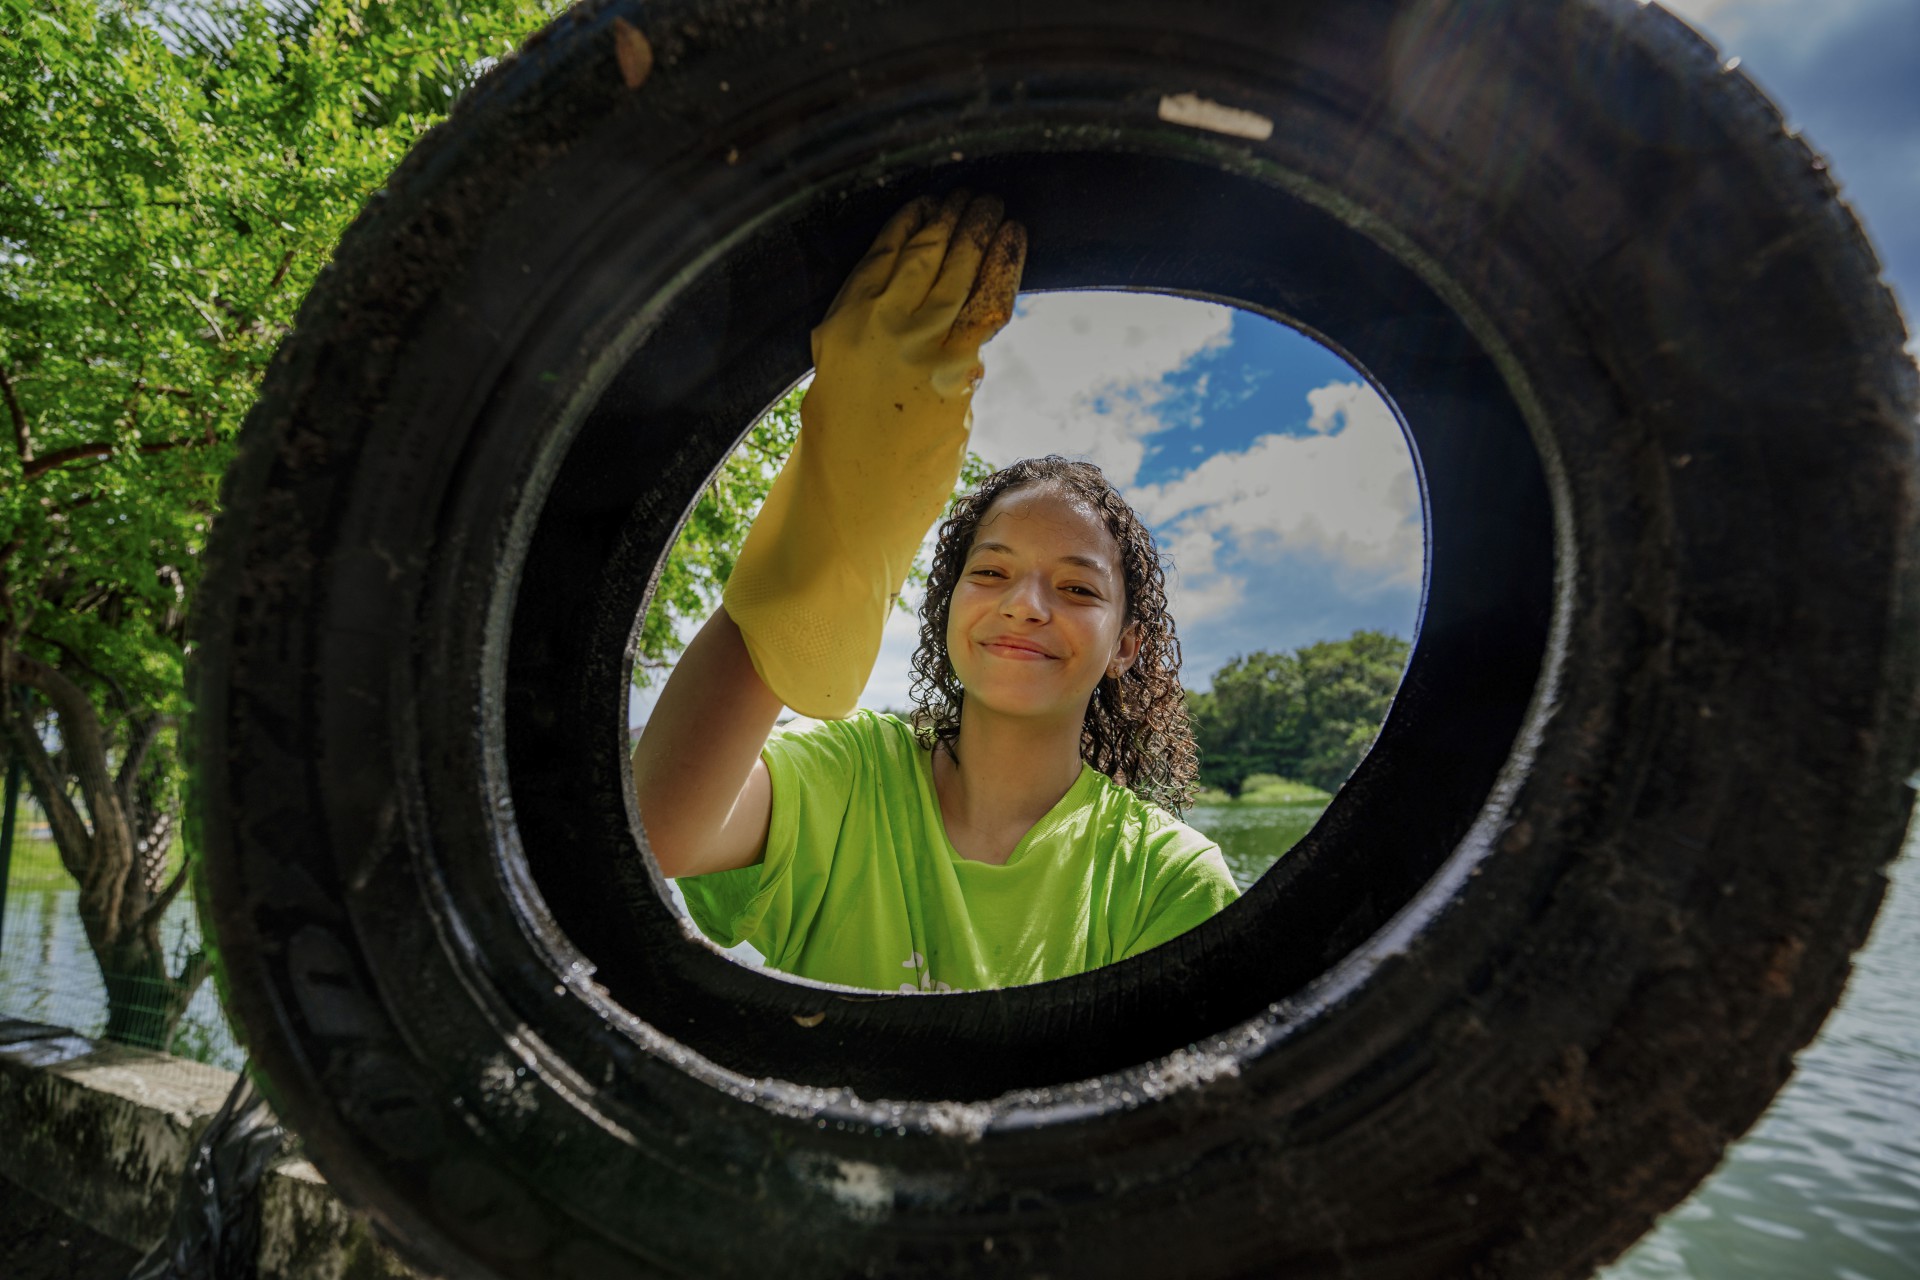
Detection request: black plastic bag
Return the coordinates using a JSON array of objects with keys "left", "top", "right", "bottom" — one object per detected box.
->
[{"left": 129, "top": 1065, "right": 292, "bottom": 1280}]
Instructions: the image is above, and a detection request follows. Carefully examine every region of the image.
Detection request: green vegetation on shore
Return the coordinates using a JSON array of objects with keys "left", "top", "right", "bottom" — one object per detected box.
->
[
  {"left": 1186, "top": 631, "right": 1410, "bottom": 797},
  {"left": 1191, "top": 774, "right": 1331, "bottom": 807}
]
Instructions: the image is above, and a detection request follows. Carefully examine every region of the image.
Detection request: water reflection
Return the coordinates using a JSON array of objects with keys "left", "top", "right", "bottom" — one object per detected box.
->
[
  {"left": 0, "top": 885, "right": 243, "bottom": 1072},
  {"left": 1184, "top": 801, "right": 1325, "bottom": 891}
]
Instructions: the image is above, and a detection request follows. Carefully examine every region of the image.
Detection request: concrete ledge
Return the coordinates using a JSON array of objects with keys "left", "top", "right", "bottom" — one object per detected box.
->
[
  {"left": 0, "top": 1018, "right": 424, "bottom": 1279},
  {"left": 259, "top": 1156, "right": 424, "bottom": 1280}
]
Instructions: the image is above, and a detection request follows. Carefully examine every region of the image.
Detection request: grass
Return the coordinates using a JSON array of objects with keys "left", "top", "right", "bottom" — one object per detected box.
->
[
  {"left": 5, "top": 826, "right": 69, "bottom": 891},
  {"left": 5, "top": 799, "right": 189, "bottom": 894},
  {"left": 1192, "top": 774, "right": 1333, "bottom": 807}
]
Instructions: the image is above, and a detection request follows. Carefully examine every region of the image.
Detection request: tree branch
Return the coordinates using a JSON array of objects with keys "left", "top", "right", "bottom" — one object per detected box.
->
[
  {"left": 116, "top": 713, "right": 166, "bottom": 811},
  {"left": 21, "top": 433, "right": 216, "bottom": 480},
  {"left": 1, "top": 685, "right": 93, "bottom": 883},
  {"left": 181, "top": 291, "right": 226, "bottom": 344},
  {"left": 45, "top": 634, "right": 132, "bottom": 719},
  {"left": 137, "top": 859, "right": 190, "bottom": 933},
  {"left": 136, "top": 809, "right": 175, "bottom": 891},
  {"left": 15, "top": 199, "right": 195, "bottom": 213},
  {"left": 172, "top": 948, "right": 212, "bottom": 1003},
  {"left": 2, "top": 648, "right": 135, "bottom": 935},
  {"left": 3, "top": 653, "right": 118, "bottom": 813},
  {"left": 265, "top": 248, "right": 296, "bottom": 295},
  {"left": 0, "top": 356, "right": 30, "bottom": 463}
]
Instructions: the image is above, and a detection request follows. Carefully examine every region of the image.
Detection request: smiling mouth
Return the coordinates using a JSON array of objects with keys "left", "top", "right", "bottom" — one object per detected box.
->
[{"left": 982, "top": 640, "right": 1054, "bottom": 660}]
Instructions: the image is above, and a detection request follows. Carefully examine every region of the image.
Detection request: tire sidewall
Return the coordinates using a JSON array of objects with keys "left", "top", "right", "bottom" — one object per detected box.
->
[{"left": 192, "top": 2, "right": 1920, "bottom": 1277}]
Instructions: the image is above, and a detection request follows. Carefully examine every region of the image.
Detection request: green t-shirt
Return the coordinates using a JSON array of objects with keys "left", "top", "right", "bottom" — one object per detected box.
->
[{"left": 678, "top": 711, "right": 1239, "bottom": 992}]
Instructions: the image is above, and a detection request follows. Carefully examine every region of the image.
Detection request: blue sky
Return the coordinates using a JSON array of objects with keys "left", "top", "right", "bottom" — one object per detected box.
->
[{"left": 634, "top": 0, "right": 1917, "bottom": 725}]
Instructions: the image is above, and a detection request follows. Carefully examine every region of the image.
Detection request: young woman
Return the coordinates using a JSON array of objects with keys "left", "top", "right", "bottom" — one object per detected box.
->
[{"left": 630, "top": 194, "right": 1238, "bottom": 992}]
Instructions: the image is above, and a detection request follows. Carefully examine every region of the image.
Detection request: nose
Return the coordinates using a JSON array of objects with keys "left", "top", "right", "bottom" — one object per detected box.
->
[{"left": 999, "top": 571, "right": 1050, "bottom": 624}]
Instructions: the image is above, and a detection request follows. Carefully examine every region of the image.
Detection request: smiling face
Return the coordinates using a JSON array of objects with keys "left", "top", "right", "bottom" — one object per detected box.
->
[{"left": 945, "top": 483, "right": 1142, "bottom": 724}]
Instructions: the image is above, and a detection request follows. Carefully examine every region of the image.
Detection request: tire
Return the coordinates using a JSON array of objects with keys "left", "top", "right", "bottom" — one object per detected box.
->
[{"left": 189, "top": 1, "right": 1920, "bottom": 1276}]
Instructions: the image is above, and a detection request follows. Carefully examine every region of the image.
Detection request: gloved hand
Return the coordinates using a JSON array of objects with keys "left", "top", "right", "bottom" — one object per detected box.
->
[{"left": 724, "top": 191, "right": 1027, "bottom": 718}]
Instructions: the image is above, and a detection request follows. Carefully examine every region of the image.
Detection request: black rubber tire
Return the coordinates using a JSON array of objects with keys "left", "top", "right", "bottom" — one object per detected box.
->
[{"left": 190, "top": 1, "right": 1920, "bottom": 1277}]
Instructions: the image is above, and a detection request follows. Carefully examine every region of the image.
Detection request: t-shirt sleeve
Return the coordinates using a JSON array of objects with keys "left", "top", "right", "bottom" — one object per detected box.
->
[
  {"left": 676, "top": 715, "right": 863, "bottom": 962},
  {"left": 1120, "top": 831, "right": 1241, "bottom": 961}
]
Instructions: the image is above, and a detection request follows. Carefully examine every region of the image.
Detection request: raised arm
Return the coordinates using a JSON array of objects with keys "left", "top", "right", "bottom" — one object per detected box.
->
[
  {"left": 631, "top": 191, "right": 1025, "bottom": 878},
  {"left": 629, "top": 606, "right": 781, "bottom": 878}
]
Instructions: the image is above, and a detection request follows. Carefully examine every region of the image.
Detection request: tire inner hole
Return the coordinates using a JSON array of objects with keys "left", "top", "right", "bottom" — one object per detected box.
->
[{"left": 629, "top": 293, "right": 1427, "bottom": 988}]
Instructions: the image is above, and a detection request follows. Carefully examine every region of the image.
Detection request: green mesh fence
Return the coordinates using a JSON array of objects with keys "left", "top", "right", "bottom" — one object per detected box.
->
[{"left": 0, "top": 794, "right": 241, "bottom": 1072}]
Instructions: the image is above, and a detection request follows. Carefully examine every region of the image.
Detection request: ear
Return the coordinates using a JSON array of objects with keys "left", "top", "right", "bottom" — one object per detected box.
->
[{"left": 1106, "top": 621, "right": 1143, "bottom": 680}]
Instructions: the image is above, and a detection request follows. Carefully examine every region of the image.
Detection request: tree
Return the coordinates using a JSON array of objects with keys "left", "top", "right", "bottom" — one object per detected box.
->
[
  {"left": 1189, "top": 631, "right": 1411, "bottom": 797},
  {"left": 0, "top": 0, "right": 559, "bottom": 1048},
  {"left": 1186, "top": 651, "right": 1304, "bottom": 797},
  {"left": 1291, "top": 630, "right": 1411, "bottom": 791}
]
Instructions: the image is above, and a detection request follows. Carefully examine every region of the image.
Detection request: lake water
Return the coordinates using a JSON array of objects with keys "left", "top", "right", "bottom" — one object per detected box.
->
[
  {"left": 1186, "top": 800, "right": 1328, "bottom": 891},
  {"left": 4, "top": 810, "right": 1916, "bottom": 1274},
  {"left": 0, "top": 880, "right": 242, "bottom": 1071}
]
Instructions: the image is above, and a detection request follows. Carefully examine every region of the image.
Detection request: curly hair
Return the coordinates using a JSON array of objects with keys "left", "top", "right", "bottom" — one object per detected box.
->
[{"left": 907, "top": 456, "right": 1201, "bottom": 813}]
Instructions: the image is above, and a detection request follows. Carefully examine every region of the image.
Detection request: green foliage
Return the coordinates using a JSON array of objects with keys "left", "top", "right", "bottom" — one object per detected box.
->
[
  {"left": 1190, "top": 775, "right": 1330, "bottom": 806},
  {"left": 163, "top": 1007, "right": 229, "bottom": 1066},
  {"left": 1236, "top": 774, "right": 1331, "bottom": 804},
  {"left": 1291, "top": 630, "right": 1413, "bottom": 790},
  {"left": 0, "top": 0, "right": 561, "bottom": 1046},
  {"left": 1185, "top": 650, "right": 1304, "bottom": 798},
  {"left": 2, "top": 0, "right": 562, "bottom": 709},
  {"left": 634, "top": 386, "right": 995, "bottom": 688},
  {"left": 1189, "top": 630, "right": 1411, "bottom": 796}
]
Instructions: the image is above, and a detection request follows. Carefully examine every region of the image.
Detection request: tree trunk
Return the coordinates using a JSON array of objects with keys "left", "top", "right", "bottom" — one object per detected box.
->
[
  {"left": 95, "top": 934, "right": 204, "bottom": 1051},
  {"left": 2, "top": 648, "right": 208, "bottom": 1052},
  {"left": 77, "top": 854, "right": 210, "bottom": 1051}
]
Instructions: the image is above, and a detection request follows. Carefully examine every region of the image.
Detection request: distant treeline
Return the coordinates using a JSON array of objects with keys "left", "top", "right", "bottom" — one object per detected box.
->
[{"left": 1185, "top": 630, "right": 1411, "bottom": 797}]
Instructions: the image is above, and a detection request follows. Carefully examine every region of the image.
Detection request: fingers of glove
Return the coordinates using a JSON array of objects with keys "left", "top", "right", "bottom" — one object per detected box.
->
[
  {"left": 821, "top": 196, "right": 936, "bottom": 320},
  {"left": 947, "top": 220, "right": 1028, "bottom": 352},
  {"left": 877, "top": 188, "right": 972, "bottom": 317},
  {"left": 920, "top": 194, "right": 1006, "bottom": 321},
  {"left": 927, "top": 357, "right": 986, "bottom": 400}
]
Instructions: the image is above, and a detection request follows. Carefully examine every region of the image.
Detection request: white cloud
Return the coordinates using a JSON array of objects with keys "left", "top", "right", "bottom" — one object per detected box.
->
[
  {"left": 1129, "top": 380, "right": 1423, "bottom": 602},
  {"left": 1157, "top": 521, "right": 1245, "bottom": 626},
  {"left": 970, "top": 291, "right": 1234, "bottom": 485},
  {"left": 1655, "top": 0, "right": 1784, "bottom": 29},
  {"left": 1304, "top": 383, "right": 1360, "bottom": 435},
  {"left": 1654, "top": 0, "right": 1884, "bottom": 48}
]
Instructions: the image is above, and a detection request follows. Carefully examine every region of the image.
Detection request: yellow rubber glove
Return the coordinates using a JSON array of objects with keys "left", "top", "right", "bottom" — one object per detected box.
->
[{"left": 725, "top": 191, "right": 1028, "bottom": 718}]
